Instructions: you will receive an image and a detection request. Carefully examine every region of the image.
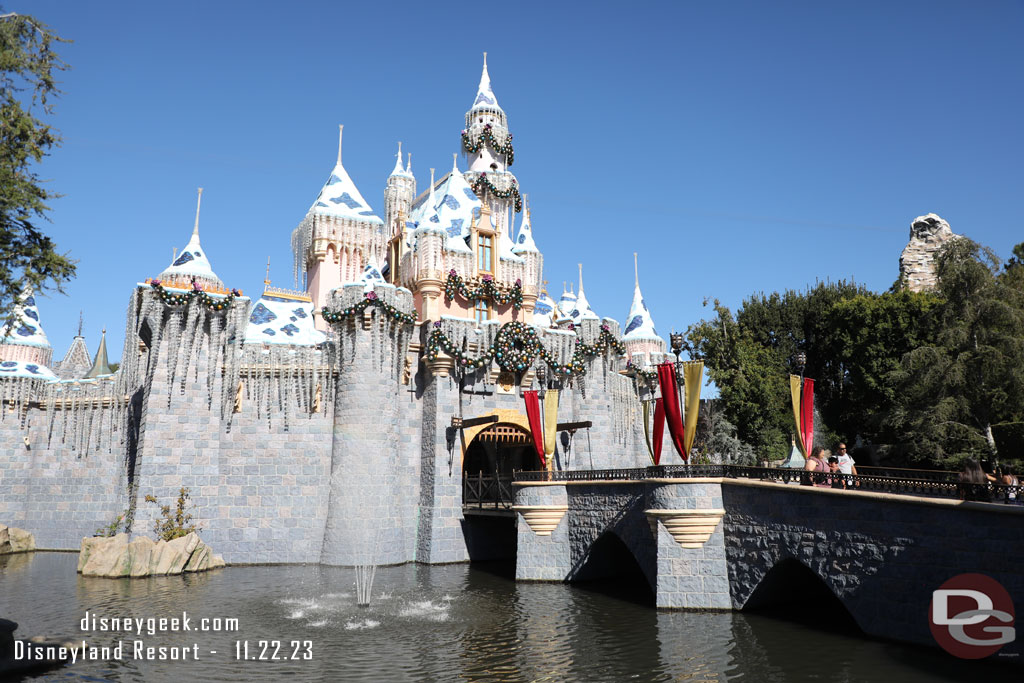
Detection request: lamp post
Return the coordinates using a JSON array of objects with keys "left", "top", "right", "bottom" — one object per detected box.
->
[
  {"left": 794, "top": 351, "right": 807, "bottom": 386},
  {"left": 536, "top": 362, "right": 547, "bottom": 397},
  {"left": 669, "top": 332, "right": 685, "bottom": 424}
]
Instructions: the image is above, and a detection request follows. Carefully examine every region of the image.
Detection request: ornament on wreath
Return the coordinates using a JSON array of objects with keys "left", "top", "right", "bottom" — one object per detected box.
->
[{"left": 461, "top": 123, "right": 514, "bottom": 166}]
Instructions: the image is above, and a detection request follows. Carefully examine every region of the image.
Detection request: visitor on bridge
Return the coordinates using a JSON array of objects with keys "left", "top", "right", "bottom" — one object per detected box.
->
[
  {"left": 958, "top": 459, "right": 993, "bottom": 502},
  {"left": 802, "top": 447, "right": 830, "bottom": 487},
  {"left": 827, "top": 457, "right": 846, "bottom": 489},
  {"left": 835, "top": 443, "right": 858, "bottom": 487}
]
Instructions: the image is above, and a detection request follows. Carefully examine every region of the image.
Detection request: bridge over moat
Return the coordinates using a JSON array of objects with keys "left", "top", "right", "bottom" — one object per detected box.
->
[{"left": 495, "top": 466, "right": 1024, "bottom": 659}]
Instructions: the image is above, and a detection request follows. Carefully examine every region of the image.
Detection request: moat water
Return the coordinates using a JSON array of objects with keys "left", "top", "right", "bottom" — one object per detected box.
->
[{"left": 1, "top": 552, "right": 1017, "bottom": 682}]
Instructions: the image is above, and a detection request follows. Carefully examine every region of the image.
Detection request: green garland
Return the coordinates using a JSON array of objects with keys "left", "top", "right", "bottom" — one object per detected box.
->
[
  {"left": 461, "top": 124, "right": 514, "bottom": 166},
  {"left": 471, "top": 173, "right": 522, "bottom": 213},
  {"left": 320, "top": 291, "right": 417, "bottom": 324},
  {"left": 425, "top": 320, "right": 625, "bottom": 376},
  {"left": 150, "top": 281, "right": 240, "bottom": 312},
  {"left": 444, "top": 270, "right": 523, "bottom": 310}
]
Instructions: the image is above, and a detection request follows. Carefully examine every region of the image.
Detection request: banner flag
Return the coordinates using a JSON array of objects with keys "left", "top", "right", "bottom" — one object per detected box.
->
[
  {"left": 801, "top": 378, "right": 815, "bottom": 456},
  {"left": 683, "top": 361, "right": 704, "bottom": 457},
  {"left": 642, "top": 400, "right": 656, "bottom": 464},
  {"left": 543, "top": 389, "right": 559, "bottom": 467},
  {"left": 657, "top": 362, "right": 688, "bottom": 461},
  {"left": 790, "top": 375, "right": 806, "bottom": 457},
  {"left": 523, "top": 390, "right": 546, "bottom": 469},
  {"left": 653, "top": 397, "right": 665, "bottom": 465}
]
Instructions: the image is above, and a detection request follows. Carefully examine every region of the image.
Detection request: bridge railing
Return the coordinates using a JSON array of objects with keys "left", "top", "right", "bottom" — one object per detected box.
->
[
  {"left": 463, "top": 472, "right": 515, "bottom": 510},
  {"left": 514, "top": 465, "right": 1023, "bottom": 504}
]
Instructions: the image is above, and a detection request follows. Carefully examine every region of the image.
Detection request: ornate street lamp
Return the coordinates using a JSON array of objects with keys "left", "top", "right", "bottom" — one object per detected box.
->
[
  {"left": 794, "top": 351, "right": 807, "bottom": 384},
  {"left": 535, "top": 361, "right": 547, "bottom": 395}
]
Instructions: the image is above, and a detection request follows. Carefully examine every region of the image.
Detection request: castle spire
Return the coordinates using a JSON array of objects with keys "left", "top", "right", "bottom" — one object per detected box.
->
[
  {"left": 192, "top": 187, "right": 203, "bottom": 237},
  {"left": 85, "top": 328, "right": 112, "bottom": 378},
  {"left": 406, "top": 152, "right": 412, "bottom": 175},
  {"left": 391, "top": 141, "right": 405, "bottom": 177},
  {"left": 571, "top": 263, "right": 599, "bottom": 321},
  {"left": 337, "top": 124, "right": 344, "bottom": 165},
  {"left": 623, "top": 253, "right": 660, "bottom": 340}
]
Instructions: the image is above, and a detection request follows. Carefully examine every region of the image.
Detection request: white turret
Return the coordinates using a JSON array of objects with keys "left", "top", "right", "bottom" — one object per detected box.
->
[
  {"left": 569, "top": 264, "right": 599, "bottom": 321},
  {"left": 623, "top": 253, "right": 666, "bottom": 368},
  {"left": 157, "top": 188, "right": 225, "bottom": 291},
  {"left": 0, "top": 285, "right": 57, "bottom": 378},
  {"left": 291, "top": 125, "right": 386, "bottom": 327}
]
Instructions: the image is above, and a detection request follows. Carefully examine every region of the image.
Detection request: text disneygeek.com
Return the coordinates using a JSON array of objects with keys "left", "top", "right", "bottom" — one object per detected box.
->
[{"left": 12, "top": 611, "right": 313, "bottom": 663}]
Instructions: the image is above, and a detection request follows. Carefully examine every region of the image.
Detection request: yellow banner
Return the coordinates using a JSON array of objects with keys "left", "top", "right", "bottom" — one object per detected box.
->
[
  {"left": 790, "top": 375, "right": 805, "bottom": 457},
  {"left": 642, "top": 400, "right": 655, "bottom": 464},
  {"left": 683, "top": 361, "right": 704, "bottom": 456},
  {"left": 543, "top": 389, "right": 559, "bottom": 465}
]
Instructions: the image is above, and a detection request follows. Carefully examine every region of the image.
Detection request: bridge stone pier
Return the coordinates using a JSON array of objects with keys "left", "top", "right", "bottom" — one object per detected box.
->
[
  {"left": 514, "top": 478, "right": 731, "bottom": 609},
  {"left": 512, "top": 473, "right": 1024, "bottom": 659}
]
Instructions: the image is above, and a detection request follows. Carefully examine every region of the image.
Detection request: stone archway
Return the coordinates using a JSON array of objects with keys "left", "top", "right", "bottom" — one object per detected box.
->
[{"left": 463, "top": 420, "right": 541, "bottom": 476}]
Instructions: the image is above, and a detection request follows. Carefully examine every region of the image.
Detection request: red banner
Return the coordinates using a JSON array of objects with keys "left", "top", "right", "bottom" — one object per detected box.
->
[
  {"left": 523, "top": 390, "right": 546, "bottom": 469},
  {"left": 657, "top": 362, "right": 688, "bottom": 461},
  {"left": 800, "top": 378, "right": 814, "bottom": 455},
  {"left": 653, "top": 397, "right": 665, "bottom": 465}
]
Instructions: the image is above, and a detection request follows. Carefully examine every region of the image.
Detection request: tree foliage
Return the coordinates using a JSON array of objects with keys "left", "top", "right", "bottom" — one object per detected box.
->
[
  {"left": 0, "top": 12, "right": 76, "bottom": 326},
  {"left": 886, "top": 239, "right": 1024, "bottom": 466},
  {"left": 684, "top": 239, "right": 1024, "bottom": 469}
]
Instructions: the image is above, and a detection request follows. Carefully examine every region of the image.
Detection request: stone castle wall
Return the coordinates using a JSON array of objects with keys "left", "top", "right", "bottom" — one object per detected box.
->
[{"left": 0, "top": 285, "right": 652, "bottom": 565}]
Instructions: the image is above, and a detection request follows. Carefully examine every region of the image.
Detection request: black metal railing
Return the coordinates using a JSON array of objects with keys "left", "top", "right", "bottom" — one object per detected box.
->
[
  {"left": 463, "top": 472, "right": 515, "bottom": 510},
  {"left": 513, "top": 465, "right": 1023, "bottom": 505}
]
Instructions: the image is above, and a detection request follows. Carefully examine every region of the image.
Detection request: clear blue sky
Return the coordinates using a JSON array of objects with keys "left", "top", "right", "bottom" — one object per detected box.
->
[{"left": 16, "top": 1, "right": 1024, "bottom": 366}]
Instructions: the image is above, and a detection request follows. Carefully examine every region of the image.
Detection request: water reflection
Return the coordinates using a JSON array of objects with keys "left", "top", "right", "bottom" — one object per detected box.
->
[{"left": 0, "top": 553, "right": 1019, "bottom": 682}]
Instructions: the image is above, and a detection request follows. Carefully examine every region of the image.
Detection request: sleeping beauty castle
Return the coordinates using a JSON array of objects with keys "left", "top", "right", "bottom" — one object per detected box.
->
[{"left": 0, "top": 57, "right": 682, "bottom": 565}]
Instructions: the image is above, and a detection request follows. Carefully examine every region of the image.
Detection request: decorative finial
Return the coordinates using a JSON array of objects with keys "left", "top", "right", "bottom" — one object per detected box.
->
[
  {"left": 578, "top": 263, "right": 584, "bottom": 294},
  {"left": 337, "top": 124, "right": 344, "bottom": 165},
  {"left": 634, "top": 252, "right": 639, "bottom": 289},
  {"left": 397, "top": 141, "right": 402, "bottom": 158},
  {"left": 406, "top": 152, "right": 412, "bottom": 174},
  {"left": 172, "top": 246, "right": 177, "bottom": 260},
  {"left": 483, "top": 51, "right": 487, "bottom": 68},
  {"left": 192, "top": 187, "right": 203, "bottom": 237},
  {"left": 264, "top": 257, "right": 271, "bottom": 286},
  {"left": 101, "top": 328, "right": 106, "bottom": 335},
  {"left": 542, "top": 279, "right": 549, "bottom": 295},
  {"left": 77, "top": 311, "right": 83, "bottom": 337},
  {"left": 429, "top": 167, "right": 435, "bottom": 189},
  {"left": 452, "top": 153, "right": 458, "bottom": 172}
]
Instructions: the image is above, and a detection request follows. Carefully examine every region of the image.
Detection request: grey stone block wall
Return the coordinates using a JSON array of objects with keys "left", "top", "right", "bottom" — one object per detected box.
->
[
  {"left": 722, "top": 482, "right": 1024, "bottom": 657},
  {"left": 647, "top": 482, "right": 729, "bottom": 609},
  {"left": 514, "top": 484, "right": 570, "bottom": 580}
]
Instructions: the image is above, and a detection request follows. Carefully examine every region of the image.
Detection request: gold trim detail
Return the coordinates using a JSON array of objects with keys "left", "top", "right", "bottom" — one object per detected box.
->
[{"left": 645, "top": 509, "right": 726, "bottom": 548}]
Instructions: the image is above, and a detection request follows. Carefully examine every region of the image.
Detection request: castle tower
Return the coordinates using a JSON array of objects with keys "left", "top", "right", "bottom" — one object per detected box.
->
[
  {"left": 461, "top": 55, "right": 525, "bottom": 296},
  {"left": 622, "top": 254, "right": 666, "bottom": 368},
  {"left": 384, "top": 143, "right": 415, "bottom": 286},
  {"left": 512, "top": 204, "right": 542, "bottom": 320},
  {"left": 157, "top": 188, "right": 225, "bottom": 292},
  {"left": 568, "top": 264, "right": 600, "bottom": 322},
  {"left": 291, "top": 125, "right": 385, "bottom": 327},
  {"left": 0, "top": 285, "right": 56, "bottom": 378}
]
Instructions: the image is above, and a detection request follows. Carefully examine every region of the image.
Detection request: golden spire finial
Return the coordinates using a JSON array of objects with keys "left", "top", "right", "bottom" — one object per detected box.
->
[{"left": 264, "top": 257, "right": 271, "bottom": 287}]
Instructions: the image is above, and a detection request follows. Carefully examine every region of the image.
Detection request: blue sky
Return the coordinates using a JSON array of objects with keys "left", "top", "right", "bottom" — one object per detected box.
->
[{"left": 16, "top": 1, "right": 1024, "bottom": 366}]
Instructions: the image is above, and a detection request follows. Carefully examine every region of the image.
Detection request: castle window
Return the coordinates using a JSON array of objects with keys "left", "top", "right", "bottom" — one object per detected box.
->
[
  {"left": 477, "top": 234, "right": 493, "bottom": 274},
  {"left": 475, "top": 300, "right": 490, "bottom": 323}
]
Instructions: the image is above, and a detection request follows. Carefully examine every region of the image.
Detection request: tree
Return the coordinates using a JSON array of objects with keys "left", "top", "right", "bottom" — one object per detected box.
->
[
  {"left": 887, "top": 240, "right": 1024, "bottom": 466},
  {"left": 0, "top": 12, "right": 76, "bottom": 329}
]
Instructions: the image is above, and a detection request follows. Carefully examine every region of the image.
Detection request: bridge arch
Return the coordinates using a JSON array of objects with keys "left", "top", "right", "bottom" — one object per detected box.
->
[
  {"left": 742, "top": 557, "right": 861, "bottom": 633},
  {"left": 570, "top": 530, "right": 654, "bottom": 600}
]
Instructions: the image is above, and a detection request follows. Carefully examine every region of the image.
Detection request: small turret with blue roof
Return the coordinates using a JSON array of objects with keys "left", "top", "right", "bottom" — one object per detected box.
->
[
  {"left": 0, "top": 285, "right": 57, "bottom": 380},
  {"left": 158, "top": 188, "right": 225, "bottom": 291}
]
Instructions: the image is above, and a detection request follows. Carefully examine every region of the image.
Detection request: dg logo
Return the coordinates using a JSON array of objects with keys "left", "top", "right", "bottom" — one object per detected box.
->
[{"left": 929, "top": 573, "right": 1016, "bottom": 659}]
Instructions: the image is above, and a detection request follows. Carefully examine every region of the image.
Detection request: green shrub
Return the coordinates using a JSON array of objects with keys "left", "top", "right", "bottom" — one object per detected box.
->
[{"left": 144, "top": 487, "right": 198, "bottom": 541}]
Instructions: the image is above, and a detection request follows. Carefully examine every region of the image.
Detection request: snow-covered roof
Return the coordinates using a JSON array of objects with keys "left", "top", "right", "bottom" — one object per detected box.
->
[
  {"left": 532, "top": 291, "right": 557, "bottom": 328},
  {"left": 0, "top": 288, "right": 50, "bottom": 349},
  {"left": 359, "top": 260, "right": 386, "bottom": 291},
  {"left": 0, "top": 360, "right": 57, "bottom": 381},
  {"left": 557, "top": 288, "right": 577, "bottom": 318},
  {"left": 243, "top": 292, "right": 327, "bottom": 346},
  {"left": 513, "top": 208, "right": 539, "bottom": 254},
  {"left": 623, "top": 279, "right": 660, "bottom": 341},
  {"left": 309, "top": 162, "right": 384, "bottom": 225},
  {"left": 469, "top": 55, "right": 503, "bottom": 115},
  {"left": 434, "top": 162, "right": 480, "bottom": 254},
  {"left": 160, "top": 229, "right": 223, "bottom": 287}
]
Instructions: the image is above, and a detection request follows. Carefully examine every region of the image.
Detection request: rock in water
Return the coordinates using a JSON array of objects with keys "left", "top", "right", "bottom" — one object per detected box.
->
[
  {"left": 899, "top": 213, "right": 962, "bottom": 292},
  {"left": 78, "top": 532, "right": 225, "bottom": 577},
  {"left": 0, "top": 525, "right": 36, "bottom": 555}
]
